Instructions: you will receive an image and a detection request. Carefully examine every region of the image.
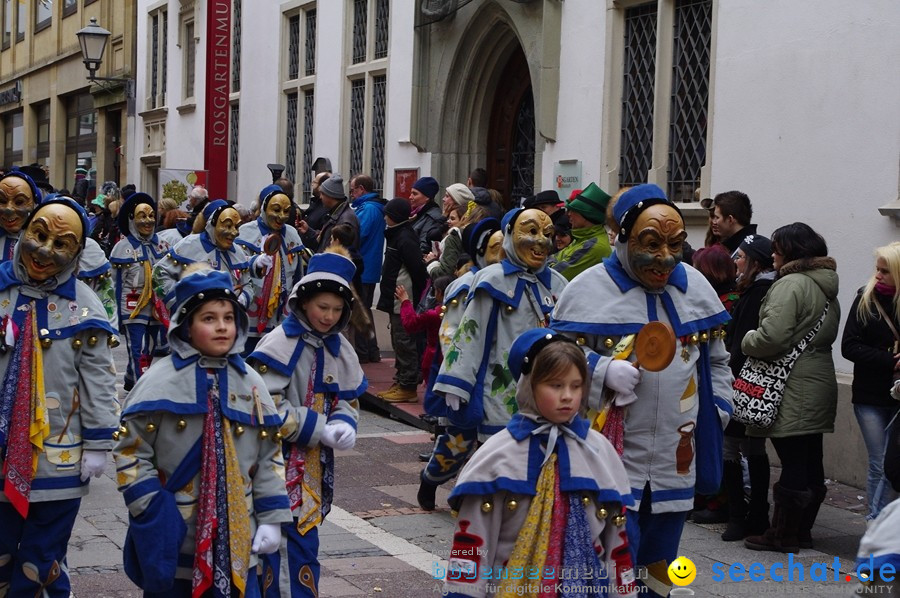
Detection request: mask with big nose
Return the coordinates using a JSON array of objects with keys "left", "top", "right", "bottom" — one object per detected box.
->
[
  {"left": 512, "top": 208, "right": 554, "bottom": 271},
  {"left": 20, "top": 203, "right": 83, "bottom": 281},
  {"left": 0, "top": 176, "right": 36, "bottom": 235},
  {"left": 213, "top": 207, "right": 241, "bottom": 250},
  {"left": 626, "top": 203, "right": 686, "bottom": 291},
  {"left": 263, "top": 193, "right": 291, "bottom": 231},
  {"left": 133, "top": 203, "right": 156, "bottom": 238}
]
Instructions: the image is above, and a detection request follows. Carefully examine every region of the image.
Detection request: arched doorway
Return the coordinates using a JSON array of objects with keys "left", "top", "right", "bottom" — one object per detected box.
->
[{"left": 486, "top": 47, "right": 534, "bottom": 208}]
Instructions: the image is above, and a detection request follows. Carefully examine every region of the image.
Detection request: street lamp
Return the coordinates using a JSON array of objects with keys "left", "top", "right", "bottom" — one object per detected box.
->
[{"left": 76, "top": 17, "right": 133, "bottom": 104}]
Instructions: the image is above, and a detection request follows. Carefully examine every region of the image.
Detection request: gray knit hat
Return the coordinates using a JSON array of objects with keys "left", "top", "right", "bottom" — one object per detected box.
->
[{"left": 319, "top": 174, "right": 346, "bottom": 200}]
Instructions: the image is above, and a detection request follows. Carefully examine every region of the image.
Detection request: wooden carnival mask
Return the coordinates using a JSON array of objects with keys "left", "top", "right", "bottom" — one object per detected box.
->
[{"left": 20, "top": 203, "right": 83, "bottom": 281}]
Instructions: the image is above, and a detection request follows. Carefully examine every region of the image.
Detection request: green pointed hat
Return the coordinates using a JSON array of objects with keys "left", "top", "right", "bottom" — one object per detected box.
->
[{"left": 565, "top": 182, "right": 611, "bottom": 224}]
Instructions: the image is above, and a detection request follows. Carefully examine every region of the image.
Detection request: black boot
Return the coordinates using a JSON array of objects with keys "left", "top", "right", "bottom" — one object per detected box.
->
[
  {"left": 744, "top": 483, "right": 811, "bottom": 553},
  {"left": 417, "top": 471, "right": 439, "bottom": 511},
  {"left": 745, "top": 454, "right": 771, "bottom": 536},
  {"left": 797, "top": 484, "right": 827, "bottom": 549},
  {"left": 721, "top": 460, "right": 748, "bottom": 541}
]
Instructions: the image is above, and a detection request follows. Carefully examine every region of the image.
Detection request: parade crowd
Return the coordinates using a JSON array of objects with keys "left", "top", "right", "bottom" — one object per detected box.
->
[{"left": 0, "top": 164, "right": 897, "bottom": 597}]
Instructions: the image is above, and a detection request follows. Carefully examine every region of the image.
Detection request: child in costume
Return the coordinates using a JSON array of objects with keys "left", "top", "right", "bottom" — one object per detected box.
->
[
  {"left": 114, "top": 267, "right": 291, "bottom": 597},
  {"left": 110, "top": 192, "right": 171, "bottom": 389},
  {"left": 236, "top": 185, "right": 305, "bottom": 354},
  {"left": 248, "top": 247, "right": 365, "bottom": 598},
  {"left": 0, "top": 196, "right": 119, "bottom": 597},
  {"left": 443, "top": 328, "right": 637, "bottom": 598},
  {"left": 154, "top": 199, "right": 256, "bottom": 312}
]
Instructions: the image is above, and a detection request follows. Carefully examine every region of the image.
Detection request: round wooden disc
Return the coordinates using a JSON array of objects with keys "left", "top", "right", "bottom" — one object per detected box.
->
[
  {"left": 263, "top": 233, "right": 282, "bottom": 256},
  {"left": 634, "top": 321, "right": 676, "bottom": 372}
]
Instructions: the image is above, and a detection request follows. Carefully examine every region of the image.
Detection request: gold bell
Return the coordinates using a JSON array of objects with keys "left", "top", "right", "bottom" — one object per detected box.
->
[
  {"left": 40, "top": 338, "right": 52, "bottom": 349},
  {"left": 145, "top": 423, "right": 157, "bottom": 433},
  {"left": 274, "top": 432, "right": 283, "bottom": 441},
  {"left": 576, "top": 336, "right": 586, "bottom": 346},
  {"left": 177, "top": 419, "right": 187, "bottom": 431},
  {"left": 235, "top": 425, "right": 245, "bottom": 436},
  {"left": 604, "top": 338, "right": 614, "bottom": 349},
  {"left": 506, "top": 500, "right": 518, "bottom": 511},
  {"left": 88, "top": 336, "right": 99, "bottom": 347},
  {"left": 112, "top": 431, "right": 120, "bottom": 441},
  {"left": 257, "top": 365, "right": 268, "bottom": 374},
  {"left": 582, "top": 495, "right": 591, "bottom": 508},
  {"left": 596, "top": 507, "right": 609, "bottom": 520},
  {"left": 108, "top": 335, "right": 120, "bottom": 348},
  {"left": 72, "top": 338, "right": 83, "bottom": 349},
  {"left": 481, "top": 501, "right": 493, "bottom": 513},
  {"left": 700, "top": 332, "right": 709, "bottom": 343},
  {"left": 613, "top": 514, "right": 627, "bottom": 527},
  {"left": 118, "top": 425, "right": 129, "bottom": 437},
  {"left": 259, "top": 429, "right": 269, "bottom": 439},
  {"left": 450, "top": 299, "right": 458, "bottom": 307},
  {"left": 504, "top": 305, "right": 514, "bottom": 313},
  {"left": 689, "top": 334, "right": 699, "bottom": 344}
]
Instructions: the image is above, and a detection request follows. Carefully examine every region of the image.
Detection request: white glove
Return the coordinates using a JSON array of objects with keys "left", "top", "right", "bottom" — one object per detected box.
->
[
  {"left": 255, "top": 253, "right": 274, "bottom": 276},
  {"left": 251, "top": 523, "right": 282, "bottom": 554},
  {"left": 320, "top": 421, "right": 356, "bottom": 451},
  {"left": 605, "top": 360, "right": 640, "bottom": 394},
  {"left": 446, "top": 393, "right": 462, "bottom": 411},
  {"left": 80, "top": 450, "right": 108, "bottom": 482}
]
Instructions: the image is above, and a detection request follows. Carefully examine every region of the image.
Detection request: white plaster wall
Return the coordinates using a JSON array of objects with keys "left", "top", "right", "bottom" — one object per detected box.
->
[
  {"left": 383, "top": 0, "right": 431, "bottom": 198},
  {"left": 541, "top": 0, "right": 608, "bottom": 189},
  {"left": 310, "top": 1, "right": 346, "bottom": 181},
  {"left": 709, "top": 0, "right": 900, "bottom": 373}
]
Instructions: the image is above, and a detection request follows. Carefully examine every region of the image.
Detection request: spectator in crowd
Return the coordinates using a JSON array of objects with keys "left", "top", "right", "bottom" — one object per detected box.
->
[
  {"left": 298, "top": 174, "right": 359, "bottom": 255},
  {"left": 523, "top": 189, "right": 562, "bottom": 218},
  {"left": 469, "top": 186, "right": 504, "bottom": 221},
  {"left": 186, "top": 184, "right": 209, "bottom": 232},
  {"left": 710, "top": 190, "right": 756, "bottom": 253},
  {"left": 466, "top": 167, "right": 488, "bottom": 189},
  {"left": 743, "top": 223, "right": 840, "bottom": 554},
  {"left": 349, "top": 174, "right": 386, "bottom": 363},
  {"left": 303, "top": 171, "right": 331, "bottom": 233},
  {"left": 553, "top": 211, "right": 572, "bottom": 253},
  {"left": 842, "top": 242, "right": 900, "bottom": 522},
  {"left": 377, "top": 198, "right": 428, "bottom": 403},
  {"left": 549, "top": 183, "right": 612, "bottom": 281},
  {"left": 408, "top": 176, "right": 445, "bottom": 255},
  {"left": 720, "top": 234, "right": 776, "bottom": 541}
]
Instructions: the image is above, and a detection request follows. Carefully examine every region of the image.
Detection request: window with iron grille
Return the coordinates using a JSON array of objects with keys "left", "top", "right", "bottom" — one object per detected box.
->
[
  {"left": 230, "top": 103, "right": 240, "bottom": 172},
  {"left": 232, "top": 0, "right": 242, "bottom": 92},
  {"left": 149, "top": 9, "right": 168, "bottom": 109},
  {"left": 305, "top": 9, "right": 317, "bottom": 76},
  {"left": 609, "top": 0, "right": 713, "bottom": 203},
  {"left": 184, "top": 20, "right": 196, "bottom": 100},
  {"left": 352, "top": 0, "right": 367, "bottom": 64},
  {"left": 284, "top": 92, "right": 299, "bottom": 184},
  {"left": 619, "top": 3, "right": 657, "bottom": 189},
  {"left": 370, "top": 76, "right": 386, "bottom": 194},
  {"left": 374, "top": 0, "right": 389, "bottom": 60},
  {"left": 667, "top": 0, "right": 711, "bottom": 202},
  {"left": 349, "top": 79, "right": 366, "bottom": 177},
  {"left": 302, "top": 90, "right": 315, "bottom": 195},
  {"left": 288, "top": 15, "right": 300, "bottom": 79}
]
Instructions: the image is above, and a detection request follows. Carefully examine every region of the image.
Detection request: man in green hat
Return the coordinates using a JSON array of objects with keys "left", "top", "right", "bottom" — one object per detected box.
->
[{"left": 549, "top": 182, "right": 612, "bottom": 280}]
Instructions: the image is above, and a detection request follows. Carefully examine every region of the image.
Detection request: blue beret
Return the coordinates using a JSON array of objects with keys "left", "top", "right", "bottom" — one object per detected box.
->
[
  {"left": 508, "top": 328, "right": 577, "bottom": 381},
  {"left": 501, "top": 207, "right": 523, "bottom": 233},
  {"left": 202, "top": 199, "right": 230, "bottom": 222},
  {"left": 259, "top": 184, "right": 284, "bottom": 207},
  {"left": 612, "top": 184, "right": 669, "bottom": 226}
]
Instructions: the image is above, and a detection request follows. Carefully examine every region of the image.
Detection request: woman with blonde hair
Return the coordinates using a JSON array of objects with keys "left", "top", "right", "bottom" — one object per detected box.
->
[{"left": 842, "top": 241, "right": 900, "bottom": 521}]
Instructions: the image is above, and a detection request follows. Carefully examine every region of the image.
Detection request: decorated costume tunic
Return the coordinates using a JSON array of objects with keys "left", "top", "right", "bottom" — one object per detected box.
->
[
  {"left": 236, "top": 218, "right": 305, "bottom": 337},
  {"left": 444, "top": 414, "right": 637, "bottom": 598},
  {"left": 550, "top": 253, "right": 733, "bottom": 513}
]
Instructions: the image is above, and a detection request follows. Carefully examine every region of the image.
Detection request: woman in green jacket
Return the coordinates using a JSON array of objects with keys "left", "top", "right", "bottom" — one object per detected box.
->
[{"left": 742, "top": 222, "right": 840, "bottom": 554}]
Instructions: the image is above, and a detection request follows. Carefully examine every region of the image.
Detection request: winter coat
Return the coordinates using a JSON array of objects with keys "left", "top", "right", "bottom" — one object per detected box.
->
[
  {"left": 725, "top": 273, "right": 775, "bottom": 376},
  {"left": 426, "top": 227, "right": 462, "bottom": 280},
  {"left": 742, "top": 257, "right": 841, "bottom": 438},
  {"left": 410, "top": 201, "right": 444, "bottom": 255},
  {"left": 841, "top": 288, "right": 900, "bottom": 407},
  {"left": 306, "top": 200, "right": 360, "bottom": 256},
  {"left": 377, "top": 221, "right": 427, "bottom": 314},
  {"left": 548, "top": 223, "right": 612, "bottom": 281},
  {"left": 350, "top": 192, "right": 386, "bottom": 285}
]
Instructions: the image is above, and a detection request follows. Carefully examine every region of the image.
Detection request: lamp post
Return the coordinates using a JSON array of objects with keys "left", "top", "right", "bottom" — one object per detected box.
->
[{"left": 76, "top": 17, "right": 134, "bottom": 107}]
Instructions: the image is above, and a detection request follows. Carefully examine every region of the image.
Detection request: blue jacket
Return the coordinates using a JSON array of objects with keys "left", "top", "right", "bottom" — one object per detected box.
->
[{"left": 351, "top": 192, "right": 386, "bottom": 284}]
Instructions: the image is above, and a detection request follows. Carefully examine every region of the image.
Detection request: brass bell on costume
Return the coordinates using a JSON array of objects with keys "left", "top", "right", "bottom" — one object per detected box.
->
[
  {"left": 596, "top": 507, "right": 609, "bottom": 520},
  {"left": 72, "top": 338, "right": 83, "bottom": 349},
  {"left": 145, "top": 423, "right": 156, "bottom": 433},
  {"left": 177, "top": 419, "right": 187, "bottom": 431},
  {"left": 481, "top": 501, "right": 493, "bottom": 513},
  {"left": 506, "top": 500, "right": 518, "bottom": 512},
  {"left": 235, "top": 425, "right": 245, "bottom": 436},
  {"left": 40, "top": 338, "right": 52, "bottom": 349},
  {"left": 88, "top": 335, "right": 99, "bottom": 346}
]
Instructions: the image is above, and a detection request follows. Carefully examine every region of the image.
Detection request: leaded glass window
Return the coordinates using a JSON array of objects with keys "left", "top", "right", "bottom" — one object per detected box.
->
[
  {"left": 230, "top": 103, "right": 240, "bottom": 172},
  {"left": 184, "top": 21, "right": 196, "bottom": 99},
  {"left": 232, "top": 0, "right": 242, "bottom": 92},
  {"left": 371, "top": 75, "right": 386, "bottom": 194},
  {"left": 667, "top": 0, "right": 711, "bottom": 202},
  {"left": 305, "top": 9, "right": 317, "bottom": 76},
  {"left": 288, "top": 15, "right": 300, "bottom": 80},
  {"left": 285, "top": 93, "right": 299, "bottom": 183},
  {"left": 352, "top": 0, "right": 368, "bottom": 64},
  {"left": 374, "top": 0, "right": 389, "bottom": 60},
  {"left": 349, "top": 79, "right": 366, "bottom": 176},
  {"left": 510, "top": 92, "right": 536, "bottom": 203},
  {"left": 619, "top": 3, "right": 657, "bottom": 188},
  {"left": 151, "top": 14, "right": 160, "bottom": 106},
  {"left": 303, "top": 91, "right": 315, "bottom": 195}
]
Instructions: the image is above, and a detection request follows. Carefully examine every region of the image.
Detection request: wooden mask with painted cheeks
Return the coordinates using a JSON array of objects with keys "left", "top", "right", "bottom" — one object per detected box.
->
[
  {"left": 20, "top": 203, "right": 83, "bottom": 281},
  {"left": 626, "top": 203, "right": 686, "bottom": 291},
  {"left": 512, "top": 208, "right": 554, "bottom": 270},
  {"left": 0, "top": 176, "right": 36, "bottom": 235},
  {"left": 213, "top": 207, "right": 241, "bottom": 250}
]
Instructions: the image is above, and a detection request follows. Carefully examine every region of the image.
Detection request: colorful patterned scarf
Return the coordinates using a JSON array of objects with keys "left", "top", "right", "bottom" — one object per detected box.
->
[
  {"left": 128, "top": 259, "right": 154, "bottom": 319},
  {"left": 192, "top": 372, "right": 251, "bottom": 598},
  {"left": 256, "top": 251, "right": 283, "bottom": 334},
  {"left": 295, "top": 359, "right": 324, "bottom": 535},
  {"left": 0, "top": 306, "right": 50, "bottom": 518}
]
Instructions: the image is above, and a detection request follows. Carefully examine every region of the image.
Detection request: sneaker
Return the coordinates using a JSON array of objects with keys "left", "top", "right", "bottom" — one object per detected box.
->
[{"left": 381, "top": 386, "right": 418, "bottom": 403}]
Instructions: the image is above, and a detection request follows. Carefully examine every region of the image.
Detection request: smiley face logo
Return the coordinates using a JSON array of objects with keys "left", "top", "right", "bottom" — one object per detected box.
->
[{"left": 668, "top": 556, "right": 696, "bottom": 586}]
